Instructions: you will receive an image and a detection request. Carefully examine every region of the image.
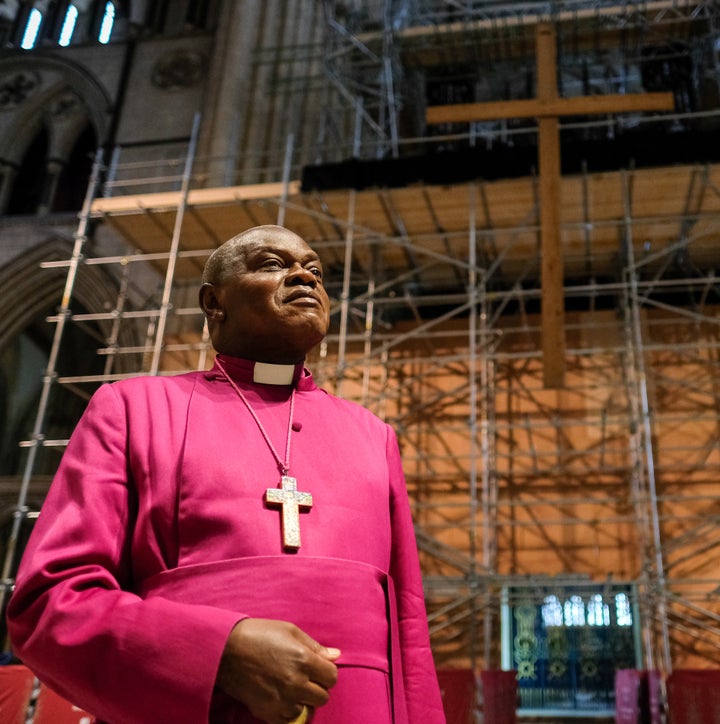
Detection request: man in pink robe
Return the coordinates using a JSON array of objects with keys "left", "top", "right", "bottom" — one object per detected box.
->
[{"left": 7, "top": 225, "right": 446, "bottom": 723}]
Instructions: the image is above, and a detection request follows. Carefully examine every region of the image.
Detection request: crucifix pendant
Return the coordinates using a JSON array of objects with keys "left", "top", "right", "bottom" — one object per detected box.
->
[{"left": 264, "top": 475, "right": 313, "bottom": 551}]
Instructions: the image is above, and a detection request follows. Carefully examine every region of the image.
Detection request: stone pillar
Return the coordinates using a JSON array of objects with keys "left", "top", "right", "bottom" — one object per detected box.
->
[
  {"left": 36, "top": 158, "right": 64, "bottom": 215},
  {"left": 196, "top": 0, "right": 265, "bottom": 187}
]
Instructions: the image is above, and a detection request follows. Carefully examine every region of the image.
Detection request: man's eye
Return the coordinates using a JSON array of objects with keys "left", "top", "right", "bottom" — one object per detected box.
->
[
  {"left": 309, "top": 267, "right": 323, "bottom": 278},
  {"left": 262, "top": 259, "right": 283, "bottom": 270}
]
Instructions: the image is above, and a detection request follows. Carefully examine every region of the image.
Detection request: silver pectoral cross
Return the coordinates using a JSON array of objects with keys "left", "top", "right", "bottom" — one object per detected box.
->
[{"left": 264, "top": 475, "right": 313, "bottom": 551}]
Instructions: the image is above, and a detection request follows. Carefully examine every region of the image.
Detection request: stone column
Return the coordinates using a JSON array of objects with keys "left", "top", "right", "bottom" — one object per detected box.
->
[
  {"left": 36, "top": 157, "right": 64, "bottom": 215},
  {"left": 195, "top": 0, "right": 265, "bottom": 187}
]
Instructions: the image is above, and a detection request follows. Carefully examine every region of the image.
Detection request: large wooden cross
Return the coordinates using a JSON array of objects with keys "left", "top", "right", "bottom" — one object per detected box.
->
[{"left": 426, "top": 23, "right": 674, "bottom": 388}]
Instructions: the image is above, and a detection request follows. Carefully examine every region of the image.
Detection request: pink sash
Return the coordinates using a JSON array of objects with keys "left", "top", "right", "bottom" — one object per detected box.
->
[{"left": 137, "top": 556, "right": 408, "bottom": 723}]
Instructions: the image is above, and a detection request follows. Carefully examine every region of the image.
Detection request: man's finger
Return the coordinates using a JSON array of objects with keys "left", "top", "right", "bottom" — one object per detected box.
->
[{"left": 303, "top": 650, "right": 339, "bottom": 692}]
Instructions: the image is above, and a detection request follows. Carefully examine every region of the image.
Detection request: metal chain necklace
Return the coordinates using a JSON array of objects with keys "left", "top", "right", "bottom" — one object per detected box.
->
[{"left": 215, "top": 358, "right": 313, "bottom": 551}]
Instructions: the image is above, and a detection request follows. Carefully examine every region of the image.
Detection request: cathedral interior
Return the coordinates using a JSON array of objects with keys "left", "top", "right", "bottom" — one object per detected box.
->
[{"left": 1, "top": 0, "right": 720, "bottom": 720}]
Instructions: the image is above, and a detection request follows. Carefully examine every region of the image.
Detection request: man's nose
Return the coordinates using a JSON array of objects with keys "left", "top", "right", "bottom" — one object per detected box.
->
[{"left": 287, "top": 264, "right": 317, "bottom": 285}]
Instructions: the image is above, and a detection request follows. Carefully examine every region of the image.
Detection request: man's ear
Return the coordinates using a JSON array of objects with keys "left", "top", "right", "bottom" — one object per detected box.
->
[{"left": 199, "top": 283, "right": 225, "bottom": 321}]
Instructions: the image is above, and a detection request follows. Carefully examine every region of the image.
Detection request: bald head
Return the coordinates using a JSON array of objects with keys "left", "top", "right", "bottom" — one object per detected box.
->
[{"left": 202, "top": 225, "right": 287, "bottom": 286}]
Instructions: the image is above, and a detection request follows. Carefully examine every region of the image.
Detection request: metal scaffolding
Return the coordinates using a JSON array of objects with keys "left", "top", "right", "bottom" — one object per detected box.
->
[{"left": 4, "top": 1, "right": 720, "bottom": 710}]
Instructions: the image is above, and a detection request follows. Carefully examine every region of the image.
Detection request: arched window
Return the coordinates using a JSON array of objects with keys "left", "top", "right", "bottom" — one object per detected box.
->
[
  {"left": 20, "top": 7, "right": 43, "bottom": 49},
  {"left": 541, "top": 595, "right": 563, "bottom": 627},
  {"left": 563, "top": 594, "right": 586, "bottom": 626},
  {"left": 615, "top": 592, "right": 633, "bottom": 627},
  {"left": 98, "top": 1, "right": 115, "bottom": 43},
  {"left": 587, "top": 593, "right": 610, "bottom": 627},
  {"left": 58, "top": 4, "right": 79, "bottom": 46}
]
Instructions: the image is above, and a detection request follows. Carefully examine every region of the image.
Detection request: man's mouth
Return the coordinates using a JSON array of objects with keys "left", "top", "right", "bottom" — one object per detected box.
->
[{"left": 285, "top": 290, "right": 320, "bottom": 305}]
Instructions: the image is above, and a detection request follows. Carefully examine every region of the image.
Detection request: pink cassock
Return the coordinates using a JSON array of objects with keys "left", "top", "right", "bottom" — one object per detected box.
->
[{"left": 7, "top": 356, "right": 445, "bottom": 724}]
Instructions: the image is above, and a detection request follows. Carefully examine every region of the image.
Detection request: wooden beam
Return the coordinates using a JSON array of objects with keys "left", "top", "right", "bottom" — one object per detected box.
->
[
  {"left": 90, "top": 181, "right": 302, "bottom": 215},
  {"left": 536, "top": 24, "right": 564, "bottom": 388},
  {"left": 426, "top": 92, "right": 675, "bottom": 125}
]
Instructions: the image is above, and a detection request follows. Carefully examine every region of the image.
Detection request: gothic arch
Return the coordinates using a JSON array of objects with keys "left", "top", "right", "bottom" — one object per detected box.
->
[
  {"left": 0, "top": 54, "right": 112, "bottom": 164},
  {"left": 0, "top": 236, "right": 136, "bottom": 361},
  {"left": 0, "top": 236, "right": 139, "bottom": 481},
  {"left": 0, "top": 55, "right": 111, "bottom": 213}
]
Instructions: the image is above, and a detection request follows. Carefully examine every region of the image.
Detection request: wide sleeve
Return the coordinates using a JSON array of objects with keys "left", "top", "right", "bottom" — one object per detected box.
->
[
  {"left": 386, "top": 425, "right": 446, "bottom": 723},
  {"left": 5, "top": 384, "right": 242, "bottom": 724}
]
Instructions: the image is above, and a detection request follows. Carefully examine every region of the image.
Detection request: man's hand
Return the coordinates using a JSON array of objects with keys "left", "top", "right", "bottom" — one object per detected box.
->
[{"left": 216, "top": 618, "right": 340, "bottom": 724}]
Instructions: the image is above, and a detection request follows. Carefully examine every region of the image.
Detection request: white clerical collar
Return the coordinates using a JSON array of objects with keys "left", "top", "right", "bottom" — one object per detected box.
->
[{"left": 252, "top": 361, "right": 296, "bottom": 385}]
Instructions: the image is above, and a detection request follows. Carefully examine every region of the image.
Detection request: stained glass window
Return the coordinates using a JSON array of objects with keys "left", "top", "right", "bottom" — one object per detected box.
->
[{"left": 504, "top": 584, "right": 640, "bottom": 715}]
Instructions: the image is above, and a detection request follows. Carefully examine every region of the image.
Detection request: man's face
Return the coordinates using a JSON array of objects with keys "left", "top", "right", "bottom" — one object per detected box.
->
[{"left": 209, "top": 227, "right": 331, "bottom": 363}]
